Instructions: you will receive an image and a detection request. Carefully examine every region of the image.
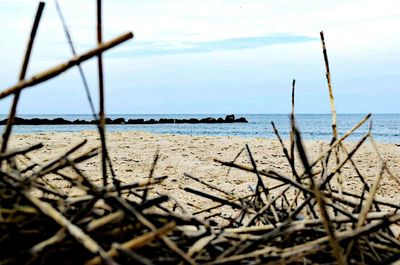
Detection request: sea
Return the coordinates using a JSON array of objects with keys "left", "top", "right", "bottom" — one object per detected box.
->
[{"left": 0, "top": 114, "right": 399, "bottom": 143}]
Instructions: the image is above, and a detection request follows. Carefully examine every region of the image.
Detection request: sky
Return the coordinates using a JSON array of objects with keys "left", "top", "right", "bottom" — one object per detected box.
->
[{"left": 0, "top": 0, "right": 399, "bottom": 114}]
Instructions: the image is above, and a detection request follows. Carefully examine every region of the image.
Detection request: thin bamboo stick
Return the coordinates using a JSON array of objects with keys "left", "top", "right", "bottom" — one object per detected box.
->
[
  {"left": 1, "top": 2, "right": 45, "bottom": 154},
  {"left": 96, "top": 0, "right": 108, "bottom": 187},
  {"left": 0, "top": 32, "right": 133, "bottom": 100},
  {"left": 320, "top": 31, "right": 338, "bottom": 140},
  {"left": 23, "top": 191, "right": 113, "bottom": 263},
  {"left": 85, "top": 222, "right": 176, "bottom": 265},
  {"left": 290, "top": 79, "right": 296, "bottom": 169},
  {"left": 314, "top": 188, "right": 345, "bottom": 264},
  {"left": 320, "top": 31, "right": 343, "bottom": 197},
  {"left": 0, "top": 143, "right": 43, "bottom": 160},
  {"left": 55, "top": 0, "right": 97, "bottom": 119}
]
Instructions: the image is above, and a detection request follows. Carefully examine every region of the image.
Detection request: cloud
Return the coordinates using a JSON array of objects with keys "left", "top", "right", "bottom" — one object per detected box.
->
[{"left": 112, "top": 34, "right": 317, "bottom": 57}]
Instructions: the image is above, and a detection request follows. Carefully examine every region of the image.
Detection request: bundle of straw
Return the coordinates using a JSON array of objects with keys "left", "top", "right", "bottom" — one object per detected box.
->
[{"left": 0, "top": 2, "right": 399, "bottom": 264}]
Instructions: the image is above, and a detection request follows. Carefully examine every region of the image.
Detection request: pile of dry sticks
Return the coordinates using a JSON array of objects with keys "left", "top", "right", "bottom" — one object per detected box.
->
[{"left": 1, "top": 2, "right": 399, "bottom": 264}]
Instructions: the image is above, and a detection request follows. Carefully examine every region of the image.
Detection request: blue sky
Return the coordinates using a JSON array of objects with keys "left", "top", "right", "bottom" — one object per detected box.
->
[{"left": 0, "top": 0, "right": 399, "bottom": 114}]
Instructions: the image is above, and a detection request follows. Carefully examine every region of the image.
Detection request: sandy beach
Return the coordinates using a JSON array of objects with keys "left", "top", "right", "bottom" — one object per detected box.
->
[{"left": 9, "top": 131, "right": 400, "bottom": 216}]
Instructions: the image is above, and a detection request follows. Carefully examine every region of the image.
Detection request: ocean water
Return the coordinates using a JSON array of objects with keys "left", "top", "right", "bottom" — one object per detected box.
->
[{"left": 0, "top": 114, "right": 399, "bottom": 143}]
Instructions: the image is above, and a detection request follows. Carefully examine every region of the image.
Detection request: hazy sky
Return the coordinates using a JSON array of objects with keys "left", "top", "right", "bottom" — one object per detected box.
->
[{"left": 0, "top": 0, "right": 399, "bottom": 114}]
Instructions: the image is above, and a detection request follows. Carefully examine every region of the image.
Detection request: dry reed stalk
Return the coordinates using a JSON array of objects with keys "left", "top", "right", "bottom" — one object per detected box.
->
[
  {"left": 320, "top": 31, "right": 338, "bottom": 140},
  {"left": 320, "top": 31, "right": 344, "bottom": 198},
  {"left": 271, "top": 122, "right": 300, "bottom": 180},
  {"left": 370, "top": 133, "right": 400, "bottom": 186},
  {"left": 55, "top": 0, "right": 97, "bottom": 119},
  {"left": 290, "top": 79, "right": 296, "bottom": 173},
  {"left": 318, "top": 133, "right": 369, "bottom": 189},
  {"left": 0, "top": 4, "right": 399, "bottom": 262},
  {"left": 308, "top": 113, "right": 370, "bottom": 168},
  {"left": 313, "top": 188, "right": 346, "bottom": 264},
  {"left": 184, "top": 187, "right": 253, "bottom": 212},
  {"left": 86, "top": 210, "right": 125, "bottom": 232},
  {"left": 357, "top": 149, "right": 385, "bottom": 227},
  {"left": 214, "top": 159, "right": 314, "bottom": 195},
  {"left": 22, "top": 191, "right": 113, "bottom": 263},
  {"left": 96, "top": 0, "right": 108, "bottom": 188},
  {"left": 30, "top": 229, "right": 66, "bottom": 255},
  {"left": 85, "top": 221, "right": 176, "bottom": 265},
  {"left": 205, "top": 247, "right": 280, "bottom": 265},
  {"left": 192, "top": 193, "right": 254, "bottom": 215},
  {"left": 246, "top": 186, "right": 291, "bottom": 227},
  {"left": 142, "top": 150, "right": 159, "bottom": 201},
  {"left": 0, "top": 32, "right": 133, "bottom": 100},
  {"left": 107, "top": 194, "right": 196, "bottom": 265},
  {"left": 0, "top": 143, "right": 43, "bottom": 160},
  {"left": 246, "top": 144, "right": 281, "bottom": 222},
  {"left": 1, "top": 2, "right": 45, "bottom": 155},
  {"left": 184, "top": 172, "right": 235, "bottom": 198},
  {"left": 348, "top": 167, "right": 386, "bottom": 256}
]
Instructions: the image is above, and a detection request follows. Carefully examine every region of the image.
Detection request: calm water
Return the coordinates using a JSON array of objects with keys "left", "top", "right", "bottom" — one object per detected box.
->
[{"left": 0, "top": 114, "right": 399, "bottom": 142}]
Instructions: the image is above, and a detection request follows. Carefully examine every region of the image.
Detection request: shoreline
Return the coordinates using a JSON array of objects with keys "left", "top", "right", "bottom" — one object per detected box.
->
[
  {"left": 8, "top": 129, "right": 400, "bottom": 144},
  {"left": 2, "top": 113, "right": 399, "bottom": 143}
]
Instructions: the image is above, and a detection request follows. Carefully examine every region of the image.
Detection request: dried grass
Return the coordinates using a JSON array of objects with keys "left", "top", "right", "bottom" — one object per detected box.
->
[{"left": 0, "top": 2, "right": 399, "bottom": 264}]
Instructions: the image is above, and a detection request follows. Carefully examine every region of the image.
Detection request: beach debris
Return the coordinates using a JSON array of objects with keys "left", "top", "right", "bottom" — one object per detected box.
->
[{"left": 0, "top": 2, "right": 399, "bottom": 265}]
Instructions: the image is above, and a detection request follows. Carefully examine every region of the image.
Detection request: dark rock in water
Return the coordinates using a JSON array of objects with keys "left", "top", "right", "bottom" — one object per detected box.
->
[
  {"left": 52, "top": 118, "right": 71, "bottom": 124},
  {"left": 14, "top": 117, "right": 27, "bottom": 125},
  {"left": 6, "top": 115, "right": 248, "bottom": 125},
  {"left": 200, "top": 117, "right": 217, "bottom": 123},
  {"left": 235, "top": 117, "right": 248, "bottom": 123},
  {"left": 127, "top": 119, "right": 144, "bottom": 124},
  {"left": 73, "top": 119, "right": 86, "bottom": 124},
  {"left": 30, "top": 118, "right": 41, "bottom": 125},
  {"left": 145, "top": 119, "right": 156, "bottom": 124},
  {"left": 225, "top": 114, "right": 235, "bottom": 122},
  {"left": 159, "top": 118, "right": 175, "bottom": 124},
  {"left": 38, "top": 118, "right": 51, "bottom": 125},
  {"left": 112, "top": 118, "right": 125, "bottom": 124}
]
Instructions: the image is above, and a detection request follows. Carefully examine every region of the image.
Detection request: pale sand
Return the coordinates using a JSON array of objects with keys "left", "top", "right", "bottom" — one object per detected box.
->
[{"left": 9, "top": 131, "right": 400, "bottom": 216}]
